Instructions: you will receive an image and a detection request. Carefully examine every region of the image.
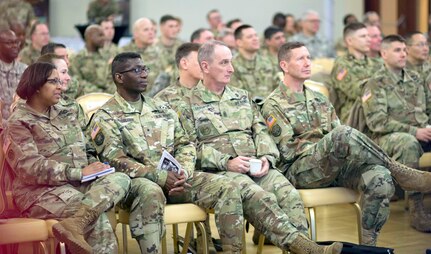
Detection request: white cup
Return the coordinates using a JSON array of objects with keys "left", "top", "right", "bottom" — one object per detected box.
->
[{"left": 249, "top": 159, "right": 262, "bottom": 175}]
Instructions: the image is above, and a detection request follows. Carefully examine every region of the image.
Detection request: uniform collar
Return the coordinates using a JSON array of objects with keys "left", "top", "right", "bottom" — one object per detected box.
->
[{"left": 194, "top": 81, "right": 238, "bottom": 103}]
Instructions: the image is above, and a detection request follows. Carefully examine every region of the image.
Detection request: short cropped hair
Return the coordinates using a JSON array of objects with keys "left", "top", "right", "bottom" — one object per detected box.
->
[
  {"left": 16, "top": 62, "right": 56, "bottom": 100},
  {"left": 160, "top": 15, "right": 177, "bottom": 25},
  {"left": 226, "top": 19, "right": 241, "bottom": 29},
  {"left": 343, "top": 22, "right": 366, "bottom": 38},
  {"left": 175, "top": 42, "right": 201, "bottom": 67},
  {"left": 278, "top": 41, "right": 306, "bottom": 63},
  {"left": 37, "top": 53, "right": 64, "bottom": 64},
  {"left": 404, "top": 31, "right": 424, "bottom": 45},
  {"left": 264, "top": 26, "right": 283, "bottom": 40},
  {"left": 381, "top": 34, "right": 406, "bottom": 50},
  {"left": 234, "top": 24, "right": 252, "bottom": 40},
  {"left": 41, "top": 42, "right": 66, "bottom": 55},
  {"left": 190, "top": 28, "right": 207, "bottom": 42},
  {"left": 198, "top": 40, "right": 228, "bottom": 67},
  {"left": 111, "top": 52, "right": 141, "bottom": 79}
]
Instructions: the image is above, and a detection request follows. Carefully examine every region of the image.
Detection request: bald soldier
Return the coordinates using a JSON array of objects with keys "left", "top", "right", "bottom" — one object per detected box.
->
[
  {"left": 329, "top": 22, "right": 382, "bottom": 123},
  {"left": 175, "top": 40, "right": 342, "bottom": 254},
  {"left": 69, "top": 24, "right": 115, "bottom": 94},
  {"left": 88, "top": 52, "right": 245, "bottom": 253},
  {"left": 261, "top": 41, "right": 431, "bottom": 246},
  {"left": 362, "top": 35, "right": 431, "bottom": 232}
]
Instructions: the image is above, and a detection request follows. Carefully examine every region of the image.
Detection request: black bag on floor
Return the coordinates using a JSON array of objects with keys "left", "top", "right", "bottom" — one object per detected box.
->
[{"left": 318, "top": 241, "right": 395, "bottom": 254}]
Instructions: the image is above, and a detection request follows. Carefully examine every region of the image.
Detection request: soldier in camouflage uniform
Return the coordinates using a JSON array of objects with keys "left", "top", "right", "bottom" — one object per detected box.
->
[
  {"left": 41, "top": 42, "right": 82, "bottom": 100},
  {"left": 89, "top": 52, "right": 244, "bottom": 253},
  {"left": 99, "top": 18, "right": 120, "bottom": 59},
  {"left": 405, "top": 31, "right": 430, "bottom": 81},
  {"left": 0, "top": 0, "right": 35, "bottom": 35},
  {"left": 69, "top": 25, "right": 115, "bottom": 94},
  {"left": 261, "top": 26, "right": 286, "bottom": 71},
  {"left": 87, "top": 0, "right": 117, "bottom": 24},
  {"left": 18, "top": 22, "right": 50, "bottom": 65},
  {"left": 261, "top": 42, "right": 431, "bottom": 246},
  {"left": 2, "top": 62, "right": 131, "bottom": 254},
  {"left": 230, "top": 25, "right": 280, "bottom": 102},
  {"left": 289, "top": 10, "right": 334, "bottom": 58},
  {"left": 329, "top": 22, "right": 382, "bottom": 123},
  {"left": 362, "top": 35, "right": 431, "bottom": 232},
  {"left": 0, "top": 29, "right": 27, "bottom": 123},
  {"left": 121, "top": 17, "right": 170, "bottom": 97},
  {"left": 178, "top": 41, "right": 342, "bottom": 254}
]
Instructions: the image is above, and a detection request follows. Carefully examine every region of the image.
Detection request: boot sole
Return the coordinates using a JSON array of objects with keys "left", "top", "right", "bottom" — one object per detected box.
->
[
  {"left": 52, "top": 224, "right": 93, "bottom": 254},
  {"left": 328, "top": 242, "right": 343, "bottom": 254}
]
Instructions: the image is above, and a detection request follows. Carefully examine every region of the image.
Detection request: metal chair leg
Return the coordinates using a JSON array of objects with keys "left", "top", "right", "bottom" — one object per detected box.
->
[
  {"left": 353, "top": 202, "right": 362, "bottom": 244},
  {"left": 256, "top": 234, "right": 265, "bottom": 254},
  {"left": 308, "top": 207, "right": 317, "bottom": 241},
  {"left": 194, "top": 222, "right": 208, "bottom": 254},
  {"left": 122, "top": 223, "right": 128, "bottom": 254}
]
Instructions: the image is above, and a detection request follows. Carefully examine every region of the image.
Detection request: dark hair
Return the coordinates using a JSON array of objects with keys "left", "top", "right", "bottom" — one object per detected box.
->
[
  {"left": 16, "top": 62, "right": 56, "bottom": 100},
  {"left": 234, "top": 24, "right": 252, "bottom": 40},
  {"left": 175, "top": 42, "right": 200, "bottom": 67},
  {"left": 404, "top": 31, "right": 424, "bottom": 45},
  {"left": 343, "top": 14, "right": 357, "bottom": 26},
  {"left": 29, "top": 21, "right": 46, "bottom": 36},
  {"left": 381, "top": 34, "right": 406, "bottom": 50},
  {"left": 190, "top": 28, "right": 207, "bottom": 42},
  {"left": 226, "top": 19, "right": 241, "bottom": 29},
  {"left": 41, "top": 42, "right": 66, "bottom": 55},
  {"left": 278, "top": 41, "right": 305, "bottom": 63},
  {"left": 37, "top": 53, "right": 64, "bottom": 64},
  {"left": 264, "top": 26, "right": 283, "bottom": 40},
  {"left": 272, "top": 12, "right": 286, "bottom": 29},
  {"left": 343, "top": 22, "right": 366, "bottom": 38},
  {"left": 160, "top": 15, "right": 177, "bottom": 25},
  {"left": 206, "top": 9, "right": 219, "bottom": 20},
  {"left": 111, "top": 52, "right": 141, "bottom": 79}
]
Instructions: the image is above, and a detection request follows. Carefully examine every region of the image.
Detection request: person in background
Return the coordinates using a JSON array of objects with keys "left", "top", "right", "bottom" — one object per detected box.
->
[
  {"left": 190, "top": 28, "right": 215, "bottom": 44},
  {"left": 366, "top": 24, "right": 383, "bottom": 59},
  {"left": 18, "top": 21, "right": 50, "bottom": 65},
  {"left": 99, "top": 18, "right": 120, "bottom": 57}
]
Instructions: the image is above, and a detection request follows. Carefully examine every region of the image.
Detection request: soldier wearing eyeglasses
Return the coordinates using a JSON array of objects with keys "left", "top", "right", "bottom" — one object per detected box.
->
[
  {"left": 405, "top": 31, "right": 430, "bottom": 81},
  {"left": 88, "top": 52, "right": 245, "bottom": 253},
  {"left": 0, "top": 28, "right": 27, "bottom": 124}
]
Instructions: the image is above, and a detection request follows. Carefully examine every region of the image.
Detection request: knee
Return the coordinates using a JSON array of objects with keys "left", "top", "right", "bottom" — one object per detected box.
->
[
  {"left": 362, "top": 167, "right": 395, "bottom": 199},
  {"left": 133, "top": 178, "right": 166, "bottom": 203}
]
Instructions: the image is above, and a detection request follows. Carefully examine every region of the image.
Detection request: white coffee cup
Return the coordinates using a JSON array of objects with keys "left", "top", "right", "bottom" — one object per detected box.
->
[{"left": 249, "top": 158, "right": 262, "bottom": 175}]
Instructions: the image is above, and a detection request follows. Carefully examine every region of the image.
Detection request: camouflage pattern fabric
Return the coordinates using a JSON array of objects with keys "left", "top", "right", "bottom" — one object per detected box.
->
[
  {"left": 0, "top": 59, "right": 27, "bottom": 122},
  {"left": 230, "top": 53, "right": 279, "bottom": 100},
  {"left": 89, "top": 92, "right": 244, "bottom": 252},
  {"left": 69, "top": 48, "right": 115, "bottom": 94},
  {"left": 261, "top": 82, "right": 395, "bottom": 233},
  {"left": 329, "top": 53, "right": 383, "bottom": 123},
  {"left": 18, "top": 44, "right": 40, "bottom": 65},
  {"left": 63, "top": 76, "right": 82, "bottom": 100},
  {"left": 181, "top": 82, "right": 309, "bottom": 249},
  {"left": 406, "top": 60, "right": 430, "bottom": 82},
  {"left": 3, "top": 102, "right": 131, "bottom": 253},
  {"left": 154, "top": 38, "right": 183, "bottom": 78},
  {"left": 87, "top": 0, "right": 117, "bottom": 24},
  {"left": 0, "top": 0, "right": 35, "bottom": 33},
  {"left": 289, "top": 33, "right": 334, "bottom": 58}
]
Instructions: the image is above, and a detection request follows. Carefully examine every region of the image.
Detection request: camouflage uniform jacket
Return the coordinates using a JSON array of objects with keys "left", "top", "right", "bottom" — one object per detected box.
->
[
  {"left": 121, "top": 42, "right": 168, "bottom": 96},
  {"left": 63, "top": 76, "right": 82, "bottom": 100},
  {"left": 3, "top": 103, "right": 95, "bottom": 212},
  {"left": 261, "top": 82, "right": 340, "bottom": 169},
  {"left": 0, "top": 59, "right": 27, "bottom": 122},
  {"left": 100, "top": 43, "right": 120, "bottom": 60},
  {"left": 18, "top": 44, "right": 40, "bottom": 65},
  {"left": 87, "top": 0, "right": 117, "bottom": 23},
  {"left": 154, "top": 78, "right": 195, "bottom": 134},
  {"left": 289, "top": 33, "right": 334, "bottom": 58},
  {"left": 88, "top": 92, "right": 196, "bottom": 187},
  {"left": 230, "top": 53, "right": 279, "bottom": 100},
  {"left": 406, "top": 60, "right": 430, "bottom": 82},
  {"left": 329, "top": 53, "right": 383, "bottom": 122},
  {"left": 187, "top": 81, "right": 279, "bottom": 171},
  {"left": 260, "top": 48, "right": 280, "bottom": 72},
  {"left": 362, "top": 66, "right": 429, "bottom": 139},
  {"left": 154, "top": 38, "right": 183, "bottom": 77},
  {"left": 0, "top": 0, "right": 35, "bottom": 32},
  {"left": 69, "top": 48, "right": 115, "bottom": 94}
]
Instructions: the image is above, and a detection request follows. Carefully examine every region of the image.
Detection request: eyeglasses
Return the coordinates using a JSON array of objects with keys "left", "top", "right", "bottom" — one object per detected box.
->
[
  {"left": 46, "top": 78, "right": 62, "bottom": 86},
  {"left": 118, "top": 65, "right": 150, "bottom": 75},
  {"left": 409, "top": 42, "right": 428, "bottom": 48}
]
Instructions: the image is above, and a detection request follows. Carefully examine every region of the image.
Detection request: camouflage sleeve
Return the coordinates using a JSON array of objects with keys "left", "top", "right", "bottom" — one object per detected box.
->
[
  {"left": 261, "top": 99, "right": 314, "bottom": 164},
  {"left": 89, "top": 111, "right": 168, "bottom": 186},
  {"left": 424, "top": 73, "right": 431, "bottom": 119},
  {"left": 362, "top": 81, "right": 417, "bottom": 136},
  {"left": 251, "top": 100, "right": 279, "bottom": 167},
  {"left": 330, "top": 60, "right": 365, "bottom": 100},
  {"left": 229, "top": 71, "right": 245, "bottom": 90},
  {"left": 328, "top": 97, "right": 341, "bottom": 128},
  {"left": 4, "top": 122, "right": 82, "bottom": 186},
  {"left": 172, "top": 113, "right": 196, "bottom": 178}
]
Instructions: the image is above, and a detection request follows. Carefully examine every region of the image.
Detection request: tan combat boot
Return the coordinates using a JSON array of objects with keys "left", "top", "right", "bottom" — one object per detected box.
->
[
  {"left": 289, "top": 234, "right": 343, "bottom": 254},
  {"left": 52, "top": 205, "right": 100, "bottom": 254},
  {"left": 361, "top": 228, "right": 378, "bottom": 246},
  {"left": 409, "top": 194, "right": 431, "bottom": 232},
  {"left": 386, "top": 159, "right": 431, "bottom": 192}
]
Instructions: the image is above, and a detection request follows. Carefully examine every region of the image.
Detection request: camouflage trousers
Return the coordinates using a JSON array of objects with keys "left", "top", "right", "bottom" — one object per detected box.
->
[
  {"left": 120, "top": 172, "right": 243, "bottom": 253},
  {"left": 287, "top": 125, "right": 395, "bottom": 233},
  {"left": 217, "top": 170, "right": 308, "bottom": 250},
  {"left": 22, "top": 172, "right": 131, "bottom": 254}
]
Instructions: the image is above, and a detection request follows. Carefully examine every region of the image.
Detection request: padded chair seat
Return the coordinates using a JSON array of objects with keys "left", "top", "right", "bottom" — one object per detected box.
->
[
  {"left": 0, "top": 218, "right": 49, "bottom": 244},
  {"left": 299, "top": 187, "right": 359, "bottom": 207},
  {"left": 75, "top": 93, "right": 113, "bottom": 118},
  {"left": 419, "top": 152, "right": 431, "bottom": 168}
]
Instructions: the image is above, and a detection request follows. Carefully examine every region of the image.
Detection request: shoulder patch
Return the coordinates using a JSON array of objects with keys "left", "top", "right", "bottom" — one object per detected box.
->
[
  {"left": 94, "top": 132, "right": 105, "bottom": 146},
  {"left": 336, "top": 68, "right": 348, "bottom": 81},
  {"left": 271, "top": 124, "right": 282, "bottom": 137},
  {"left": 362, "top": 89, "right": 372, "bottom": 103},
  {"left": 90, "top": 124, "right": 101, "bottom": 140},
  {"left": 266, "top": 114, "right": 277, "bottom": 130}
]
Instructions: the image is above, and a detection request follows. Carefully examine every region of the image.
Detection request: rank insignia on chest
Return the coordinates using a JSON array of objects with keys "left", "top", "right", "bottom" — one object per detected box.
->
[{"left": 336, "top": 68, "right": 348, "bottom": 81}]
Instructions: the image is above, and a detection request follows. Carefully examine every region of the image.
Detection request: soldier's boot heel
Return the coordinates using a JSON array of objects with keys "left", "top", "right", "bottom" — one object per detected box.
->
[
  {"left": 52, "top": 205, "right": 100, "bottom": 254},
  {"left": 289, "top": 234, "right": 342, "bottom": 254},
  {"left": 409, "top": 194, "right": 431, "bottom": 232},
  {"left": 387, "top": 159, "right": 431, "bottom": 192}
]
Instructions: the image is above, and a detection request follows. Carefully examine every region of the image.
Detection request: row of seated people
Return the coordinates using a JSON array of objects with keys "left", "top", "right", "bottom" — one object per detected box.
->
[{"left": 1, "top": 37, "right": 431, "bottom": 254}]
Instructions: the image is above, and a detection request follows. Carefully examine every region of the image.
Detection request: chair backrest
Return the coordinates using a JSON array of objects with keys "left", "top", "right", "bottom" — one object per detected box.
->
[
  {"left": 0, "top": 130, "right": 18, "bottom": 217},
  {"left": 76, "top": 93, "right": 113, "bottom": 118},
  {"left": 311, "top": 58, "right": 335, "bottom": 76},
  {"left": 304, "top": 80, "right": 330, "bottom": 98}
]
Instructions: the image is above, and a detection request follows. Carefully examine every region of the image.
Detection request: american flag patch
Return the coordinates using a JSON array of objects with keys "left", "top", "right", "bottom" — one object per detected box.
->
[
  {"left": 336, "top": 68, "right": 348, "bottom": 81},
  {"left": 266, "top": 115, "right": 277, "bottom": 129},
  {"left": 362, "top": 89, "right": 372, "bottom": 103},
  {"left": 91, "top": 124, "right": 101, "bottom": 140}
]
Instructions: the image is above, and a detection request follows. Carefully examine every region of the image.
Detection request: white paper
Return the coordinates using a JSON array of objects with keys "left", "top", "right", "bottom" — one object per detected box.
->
[
  {"left": 157, "top": 150, "right": 182, "bottom": 174},
  {"left": 81, "top": 167, "right": 115, "bottom": 183}
]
